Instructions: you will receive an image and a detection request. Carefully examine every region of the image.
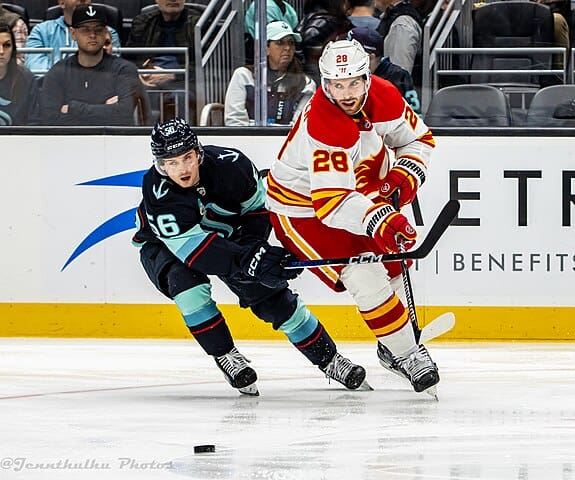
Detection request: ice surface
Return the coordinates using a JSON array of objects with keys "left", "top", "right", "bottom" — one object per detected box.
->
[{"left": 1, "top": 339, "right": 574, "bottom": 479}]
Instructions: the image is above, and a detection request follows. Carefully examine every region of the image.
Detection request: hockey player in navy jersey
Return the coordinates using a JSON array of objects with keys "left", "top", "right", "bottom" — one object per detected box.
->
[{"left": 133, "top": 117, "right": 367, "bottom": 395}]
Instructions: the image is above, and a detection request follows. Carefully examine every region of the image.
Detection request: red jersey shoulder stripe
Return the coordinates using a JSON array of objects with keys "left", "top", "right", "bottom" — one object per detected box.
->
[
  {"left": 307, "top": 90, "right": 359, "bottom": 149},
  {"left": 364, "top": 76, "right": 406, "bottom": 123}
]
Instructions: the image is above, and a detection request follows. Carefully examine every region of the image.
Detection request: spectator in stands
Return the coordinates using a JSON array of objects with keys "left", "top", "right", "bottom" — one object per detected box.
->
[
  {"left": 374, "top": 0, "right": 422, "bottom": 74},
  {"left": 39, "top": 4, "right": 141, "bottom": 126},
  {"left": 533, "top": 0, "right": 570, "bottom": 73},
  {"left": 103, "top": 28, "right": 113, "bottom": 55},
  {"left": 348, "top": 0, "right": 380, "bottom": 30},
  {"left": 244, "top": 0, "right": 299, "bottom": 65},
  {"left": 126, "top": 0, "right": 203, "bottom": 121},
  {"left": 295, "top": 0, "right": 353, "bottom": 85},
  {"left": 0, "top": 22, "right": 38, "bottom": 125},
  {"left": 0, "top": 3, "right": 28, "bottom": 59},
  {"left": 348, "top": 26, "right": 420, "bottom": 113},
  {"left": 225, "top": 21, "right": 315, "bottom": 126},
  {"left": 245, "top": 0, "right": 298, "bottom": 38},
  {"left": 25, "top": 0, "right": 121, "bottom": 74}
]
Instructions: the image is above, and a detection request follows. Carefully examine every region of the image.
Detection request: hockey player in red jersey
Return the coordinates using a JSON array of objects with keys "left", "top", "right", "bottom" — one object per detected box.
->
[{"left": 266, "top": 39, "right": 439, "bottom": 395}]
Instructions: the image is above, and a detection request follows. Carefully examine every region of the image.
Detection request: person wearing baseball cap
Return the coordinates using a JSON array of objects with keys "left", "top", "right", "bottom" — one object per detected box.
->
[
  {"left": 39, "top": 2, "right": 145, "bottom": 126},
  {"left": 25, "top": 1, "right": 121, "bottom": 74},
  {"left": 224, "top": 21, "right": 315, "bottom": 126},
  {"left": 71, "top": 3, "right": 107, "bottom": 28}
]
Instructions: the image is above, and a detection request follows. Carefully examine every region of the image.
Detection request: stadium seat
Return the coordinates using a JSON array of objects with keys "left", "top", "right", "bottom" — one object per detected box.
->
[
  {"left": 101, "top": 0, "right": 142, "bottom": 22},
  {"left": 1, "top": 3, "right": 29, "bottom": 30},
  {"left": 139, "top": 3, "right": 208, "bottom": 16},
  {"left": 199, "top": 102, "right": 224, "bottom": 126},
  {"left": 140, "top": 0, "right": 211, "bottom": 6},
  {"left": 424, "top": 84, "right": 512, "bottom": 127},
  {"left": 471, "top": 1, "right": 555, "bottom": 86},
  {"left": 526, "top": 85, "right": 575, "bottom": 126},
  {"left": 5, "top": 0, "right": 47, "bottom": 27}
]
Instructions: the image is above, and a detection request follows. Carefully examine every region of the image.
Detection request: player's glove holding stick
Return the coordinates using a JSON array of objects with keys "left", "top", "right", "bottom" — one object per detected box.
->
[
  {"left": 379, "top": 157, "right": 426, "bottom": 208},
  {"left": 239, "top": 242, "right": 303, "bottom": 288},
  {"left": 363, "top": 203, "right": 417, "bottom": 254}
]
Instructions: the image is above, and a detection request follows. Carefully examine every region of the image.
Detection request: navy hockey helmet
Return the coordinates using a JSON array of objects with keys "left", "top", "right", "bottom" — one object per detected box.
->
[{"left": 150, "top": 117, "right": 203, "bottom": 163}]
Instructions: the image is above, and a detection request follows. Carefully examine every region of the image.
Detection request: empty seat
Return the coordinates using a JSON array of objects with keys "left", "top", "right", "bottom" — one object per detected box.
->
[
  {"left": 6, "top": 0, "right": 47, "bottom": 26},
  {"left": 199, "top": 102, "right": 224, "bottom": 126},
  {"left": 526, "top": 85, "right": 575, "bottom": 126},
  {"left": 424, "top": 84, "right": 512, "bottom": 127},
  {"left": 471, "top": 1, "right": 555, "bottom": 86},
  {"left": 100, "top": 0, "right": 142, "bottom": 22}
]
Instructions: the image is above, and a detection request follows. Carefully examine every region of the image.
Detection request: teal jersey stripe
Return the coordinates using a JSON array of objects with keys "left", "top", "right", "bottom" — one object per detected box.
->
[
  {"left": 162, "top": 224, "right": 211, "bottom": 263},
  {"left": 279, "top": 298, "right": 318, "bottom": 343},
  {"left": 241, "top": 177, "right": 266, "bottom": 215},
  {"left": 174, "top": 284, "right": 220, "bottom": 327}
]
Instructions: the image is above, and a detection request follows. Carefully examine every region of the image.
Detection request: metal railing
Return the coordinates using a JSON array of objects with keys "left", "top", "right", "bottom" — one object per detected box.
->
[
  {"left": 194, "top": 0, "right": 244, "bottom": 124},
  {"left": 57, "top": 47, "right": 190, "bottom": 121},
  {"left": 421, "top": 0, "right": 473, "bottom": 113},
  {"left": 19, "top": 48, "right": 56, "bottom": 76},
  {"left": 433, "top": 47, "right": 568, "bottom": 89}
]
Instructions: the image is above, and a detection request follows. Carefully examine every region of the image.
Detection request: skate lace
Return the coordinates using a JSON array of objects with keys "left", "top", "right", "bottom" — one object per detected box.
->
[
  {"left": 215, "top": 347, "right": 249, "bottom": 377},
  {"left": 397, "top": 345, "right": 434, "bottom": 380},
  {"left": 322, "top": 353, "right": 354, "bottom": 383}
]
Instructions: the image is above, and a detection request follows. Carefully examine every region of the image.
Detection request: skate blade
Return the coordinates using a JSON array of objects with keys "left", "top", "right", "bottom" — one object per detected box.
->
[
  {"left": 238, "top": 383, "right": 259, "bottom": 396},
  {"left": 424, "top": 386, "right": 439, "bottom": 401},
  {"left": 357, "top": 379, "right": 374, "bottom": 391}
]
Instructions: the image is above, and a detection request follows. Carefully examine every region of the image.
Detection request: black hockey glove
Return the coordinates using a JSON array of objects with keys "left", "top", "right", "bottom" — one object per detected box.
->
[{"left": 239, "top": 242, "right": 303, "bottom": 289}]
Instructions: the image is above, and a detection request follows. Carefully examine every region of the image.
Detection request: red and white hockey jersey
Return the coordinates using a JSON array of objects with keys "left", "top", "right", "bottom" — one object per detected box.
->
[{"left": 266, "top": 75, "right": 435, "bottom": 236}]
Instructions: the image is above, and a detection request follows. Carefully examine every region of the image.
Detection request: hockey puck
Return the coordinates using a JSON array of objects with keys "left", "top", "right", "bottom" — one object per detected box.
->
[{"left": 194, "top": 445, "right": 215, "bottom": 454}]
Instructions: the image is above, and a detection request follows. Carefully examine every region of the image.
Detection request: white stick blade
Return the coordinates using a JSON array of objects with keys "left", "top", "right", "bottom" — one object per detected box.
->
[{"left": 419, "top": 312, "right": 456, "bottom": 344}]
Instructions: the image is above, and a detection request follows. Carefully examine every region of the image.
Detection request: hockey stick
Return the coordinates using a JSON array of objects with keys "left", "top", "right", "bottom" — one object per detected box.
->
[
  {"left": 390, "top": 194, "right": 456, "bottom": 344},
  {"left": 391, "top": 192, "right": 423, "bottom": 342},
  {"left": 285, "top": 199, "right": 460, "bottom": 269},
  {"left": 419, "top": 312, "right": 456, "bottom": 344}
]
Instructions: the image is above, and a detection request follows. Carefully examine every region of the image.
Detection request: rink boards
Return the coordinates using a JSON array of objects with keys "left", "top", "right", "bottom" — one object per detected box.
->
[{"left": 0, "top": 133, "right": 573, "bottom": 340}]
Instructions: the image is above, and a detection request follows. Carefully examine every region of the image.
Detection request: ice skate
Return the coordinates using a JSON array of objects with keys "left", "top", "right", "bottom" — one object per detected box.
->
[
  {"left": 377, "top": 343, "right": 439, "bottom": 398},
  {"left": 214, "top": 347, "right": 259, "bottom": 396},
  {"left": 321, "top": 353, "right": 372, "bottom": 390}
]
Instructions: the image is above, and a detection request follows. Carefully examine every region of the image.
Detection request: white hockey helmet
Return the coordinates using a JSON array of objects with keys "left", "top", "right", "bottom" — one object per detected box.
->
[{"left": 319, "top": 39, "right": 371, "bottom": 106}]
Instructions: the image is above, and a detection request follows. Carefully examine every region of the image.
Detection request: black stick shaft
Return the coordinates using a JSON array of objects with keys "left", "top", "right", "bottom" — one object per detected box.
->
[
  {"left": 391, "top": 192, "right": 421, "bottom": 341},
  {"left": 285, "top": 199, "right": 460, "bottom": 269}
]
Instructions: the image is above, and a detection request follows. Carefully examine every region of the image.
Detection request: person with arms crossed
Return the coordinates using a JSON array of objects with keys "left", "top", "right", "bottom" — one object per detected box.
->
[
  {"left": 39, "top": 4, "right": 141, "bottom": 126},
  {"left": 25, "top": 0, "right": 120, "bottom": 74},
  {"left": 133, "top": 117, "right": 368, "bottom": 396},
  {"left": 266, "top": 39, "right": 439, "bottom": 395}
]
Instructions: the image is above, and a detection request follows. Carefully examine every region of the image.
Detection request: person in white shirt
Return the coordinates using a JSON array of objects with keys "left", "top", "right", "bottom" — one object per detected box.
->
[{"left": 224, "top": 21, "right": 316, "bottom": 126}]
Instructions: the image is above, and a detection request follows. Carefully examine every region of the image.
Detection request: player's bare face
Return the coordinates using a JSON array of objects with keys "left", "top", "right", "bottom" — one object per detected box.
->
[
  {"left": 326, "top": 77, "right": 367, "bottom": 115},
  {"left": 163, "top": 149, "right": 201, "bottom": 188}
]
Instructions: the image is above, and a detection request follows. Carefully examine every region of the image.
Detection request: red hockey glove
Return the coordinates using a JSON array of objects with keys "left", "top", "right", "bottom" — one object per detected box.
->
[
  {"left": 363, "top": 204, "right": 417, "bottom": 254},
  {"left": 380, "top": 158, "right": 427, "bottom": 208}
]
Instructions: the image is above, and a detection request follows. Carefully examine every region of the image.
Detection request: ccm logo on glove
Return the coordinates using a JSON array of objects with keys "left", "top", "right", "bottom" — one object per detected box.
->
[{"left": 247, "top": 245, "right": 267, "bottom": 278}]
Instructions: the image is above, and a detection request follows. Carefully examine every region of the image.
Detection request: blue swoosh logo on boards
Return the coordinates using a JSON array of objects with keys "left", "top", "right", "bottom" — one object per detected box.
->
[{"left": 61, "top": 170, "right": 147, "bottom": 271}]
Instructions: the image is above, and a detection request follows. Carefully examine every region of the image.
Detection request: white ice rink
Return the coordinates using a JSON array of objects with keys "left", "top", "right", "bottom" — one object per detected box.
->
[{"left": 1, "top": 338, "right": 574, "bottom": 480}]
